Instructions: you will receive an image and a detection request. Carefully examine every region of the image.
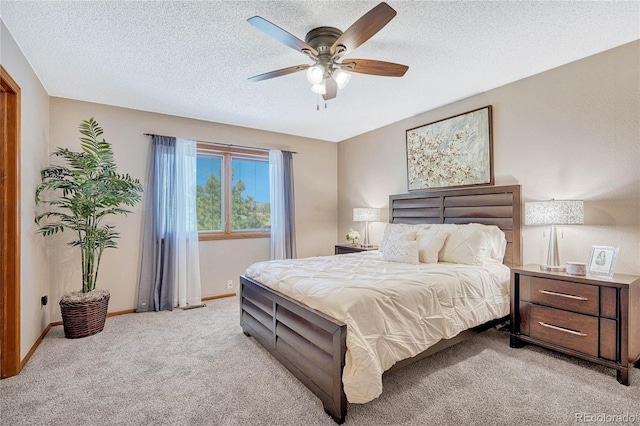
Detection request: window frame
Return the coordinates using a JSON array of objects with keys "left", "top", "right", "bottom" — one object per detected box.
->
[{"left": 196, "top": 143, "right": 270, "bottom": 241}]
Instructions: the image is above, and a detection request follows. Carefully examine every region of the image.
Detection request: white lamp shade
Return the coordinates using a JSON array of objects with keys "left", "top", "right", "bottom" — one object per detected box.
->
[
  {"left": 306, "top": 65, "right": 324, "bottom": 85},
  {"left": 333, "top": 69, "right": 351, "bottom": 89},
  {"left": 311, "top": 81, "right": 326, "bottom": 94},
  {"left": 525, "top": 200, "right": 584, "bottom": 225},
  {"left": 353, "top": 207, "right": 380, "bottom": 222}
]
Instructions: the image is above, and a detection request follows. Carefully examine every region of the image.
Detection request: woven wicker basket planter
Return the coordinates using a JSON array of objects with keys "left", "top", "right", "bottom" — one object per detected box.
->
[{"left": 60, "top": 293, "right": 110, "bottom": 339}]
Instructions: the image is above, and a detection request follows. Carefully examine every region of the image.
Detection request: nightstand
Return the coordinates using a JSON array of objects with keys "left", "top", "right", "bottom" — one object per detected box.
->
[
  {"left": 335, "top": 244, "right": 378, "bottom": 255},
  {"left": 510, "top": 264, "right": 640, "bottom": 385}
]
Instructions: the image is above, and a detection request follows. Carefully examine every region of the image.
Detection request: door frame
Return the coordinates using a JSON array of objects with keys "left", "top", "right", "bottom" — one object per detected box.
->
[{"left": 1, "top": 65, "right": 21, "bottom": 378}]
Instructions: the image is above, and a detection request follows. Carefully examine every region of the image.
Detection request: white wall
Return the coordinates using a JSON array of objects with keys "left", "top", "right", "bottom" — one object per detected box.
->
[
  {"left": 1, "top": 20, "right": 51, "bottom": 359},
  {"left": 48, "top": 98, "right": 338, "bottom": 321},
  {"left": 338, "top": 41, "right": 640, "bottom": 275}
]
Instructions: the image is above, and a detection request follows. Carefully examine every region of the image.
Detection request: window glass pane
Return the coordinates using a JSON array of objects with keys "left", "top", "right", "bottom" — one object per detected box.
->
[
  {"left": 231, "top": 157, "right": 270, "bottom": 230},
  {"left": 196, "top": 155, "right": 223, "bottom": 231}
]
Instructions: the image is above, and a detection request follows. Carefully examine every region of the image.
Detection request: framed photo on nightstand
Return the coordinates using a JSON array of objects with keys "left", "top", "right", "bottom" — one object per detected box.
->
[{"left": 587, "top": 245, "right": 618, "bottom": 279}]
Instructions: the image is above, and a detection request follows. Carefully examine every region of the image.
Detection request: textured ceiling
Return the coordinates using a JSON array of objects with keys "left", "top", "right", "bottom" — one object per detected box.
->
[{"left": 1, "top": 1, "right": 638, "bottom": 142}]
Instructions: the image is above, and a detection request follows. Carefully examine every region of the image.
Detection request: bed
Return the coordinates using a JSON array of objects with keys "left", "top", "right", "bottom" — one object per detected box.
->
[{"left": 239, "top": 184, "right": 521, "bottom": 423}]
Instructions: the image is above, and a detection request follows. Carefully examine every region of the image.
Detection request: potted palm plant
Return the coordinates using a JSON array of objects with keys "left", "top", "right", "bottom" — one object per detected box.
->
[{"left": 35, "top": 118, "right": 143, "bottom": 338}]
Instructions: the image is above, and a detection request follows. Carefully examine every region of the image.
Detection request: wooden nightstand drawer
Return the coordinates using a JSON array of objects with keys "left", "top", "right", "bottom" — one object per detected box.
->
[
  {"left": 526, "top": 276, "right": 599, "bottom": 316},
  {"left": 529, "top": 304, "right": 599, "bottom": 357}
]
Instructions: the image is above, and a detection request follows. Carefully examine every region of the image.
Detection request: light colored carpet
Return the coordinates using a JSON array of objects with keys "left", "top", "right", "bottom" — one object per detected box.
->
[{"left": 1, "top": 296, "right": 638, "bottom": 425}]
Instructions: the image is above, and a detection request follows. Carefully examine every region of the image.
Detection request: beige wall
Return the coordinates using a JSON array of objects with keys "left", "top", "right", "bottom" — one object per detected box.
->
[
  {"left": 1, "top": 20, "right": 51, "bottom": 359},
  {"left": 48, "top": 98, "right": 338, "bottom": 321},
  {"left": 338, "top": 41, "right": 640, "bottom": 275}
]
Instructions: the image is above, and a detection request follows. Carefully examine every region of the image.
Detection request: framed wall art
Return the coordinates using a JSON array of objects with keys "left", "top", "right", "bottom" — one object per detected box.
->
[
  {"left": 406, "top": 106, "right": 493, "bottom": 191},
  {"left": 587, "top": 245, "right": 618, "bottom": 279}
]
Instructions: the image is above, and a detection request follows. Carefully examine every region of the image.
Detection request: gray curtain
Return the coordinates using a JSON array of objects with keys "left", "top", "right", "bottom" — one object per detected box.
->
[
  {"left": 282, "top": 151, "right": 297, "bottom": 259},
  {"left": 137, "top": 136, "right": 177, "bottom": 312}
]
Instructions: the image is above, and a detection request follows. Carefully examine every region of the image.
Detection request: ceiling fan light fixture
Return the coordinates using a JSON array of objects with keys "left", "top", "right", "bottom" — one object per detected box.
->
[
  {"left": 311, "top": 81, "right": 326, "bottom": 95},
  {"left": 306, "top": 65, "right": 325, "bottom": 85},
  {"left": 332, "top": 68, "right": 351, "bottom": 89},
  {"left": 247, "top": 2, "right": 409, "bottom": 102}
]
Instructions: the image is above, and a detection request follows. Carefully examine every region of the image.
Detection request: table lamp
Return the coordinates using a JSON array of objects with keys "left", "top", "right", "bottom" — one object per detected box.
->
[
  {"left": 525, "top": 199, "right": 584, "bottom": 271},
  {"left": 353, "top": 207, "right": 380, "bottom": 247}
]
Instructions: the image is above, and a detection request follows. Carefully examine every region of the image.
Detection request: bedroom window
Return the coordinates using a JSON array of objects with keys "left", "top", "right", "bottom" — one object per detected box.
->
[{"left": 196, "top": 144, "right": 270, "bottom": 240}]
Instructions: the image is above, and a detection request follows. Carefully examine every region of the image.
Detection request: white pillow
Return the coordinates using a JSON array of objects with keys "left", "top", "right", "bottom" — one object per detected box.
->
[
  {"left": 438, "top": 224, "right": 500, "bottom": 265},
  {"left": 382, "top": 240, "right": 419, "bottom": 265},
  {"left": 482, "top": 224, "right": 507, "bottom": 262},
  {"left": 416, "top": 228, "right": 449, "bottom": 264},
  {"left": 379, "top": 223, "right": 422, "bottom": 252}
]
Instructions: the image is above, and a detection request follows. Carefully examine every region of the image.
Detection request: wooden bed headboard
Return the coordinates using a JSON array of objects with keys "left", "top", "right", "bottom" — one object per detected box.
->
[{"left": 389, "top": 185, "right": 521, "bottom": 267}]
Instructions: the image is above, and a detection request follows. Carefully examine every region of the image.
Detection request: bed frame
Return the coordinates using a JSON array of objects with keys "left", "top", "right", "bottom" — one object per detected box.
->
[{"left": 240, "top": 184, "right": 521, "bottom": 423}]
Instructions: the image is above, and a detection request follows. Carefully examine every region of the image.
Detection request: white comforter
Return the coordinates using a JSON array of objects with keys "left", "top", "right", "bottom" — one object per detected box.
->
[{"left": 245, "top": 251, "right": 510, "bottom": 404}]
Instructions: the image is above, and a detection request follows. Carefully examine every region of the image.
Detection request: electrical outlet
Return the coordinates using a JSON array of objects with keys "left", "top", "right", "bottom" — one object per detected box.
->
[
  {"left": 227, "top": 280, "right": 234, "bottom": 289},
  {"left": 41, "top": 295, "right": 48, "bottom": 306}
]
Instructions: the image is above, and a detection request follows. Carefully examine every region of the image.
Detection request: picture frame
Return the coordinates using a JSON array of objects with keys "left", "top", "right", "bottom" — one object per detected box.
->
[
  {"left": 587, "top": 245, "right": 618, "bottom": 279},
  {"left": 406, "top": 106, "right": 493, "bottom": 191}
]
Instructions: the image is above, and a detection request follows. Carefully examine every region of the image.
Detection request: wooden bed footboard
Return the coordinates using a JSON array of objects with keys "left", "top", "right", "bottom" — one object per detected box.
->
[{"left": 240, "top": 275, "right": 348, "bottom": 424}]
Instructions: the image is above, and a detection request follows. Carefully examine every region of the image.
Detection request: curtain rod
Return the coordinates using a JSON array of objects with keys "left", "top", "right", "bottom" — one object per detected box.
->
[{"left": 143, "top": 133, "right": 297, "bottom": 154}]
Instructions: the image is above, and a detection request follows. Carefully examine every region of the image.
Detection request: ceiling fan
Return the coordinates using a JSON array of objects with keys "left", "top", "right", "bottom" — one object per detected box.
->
[{"left": 247, "top": 2, "right": 409, "bottom": 101}]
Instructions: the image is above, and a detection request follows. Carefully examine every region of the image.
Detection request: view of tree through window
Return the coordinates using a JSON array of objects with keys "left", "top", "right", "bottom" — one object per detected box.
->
[
  {"left": 231, "top": 158, "right": 270, "bottom": 230},
  {"left": 196, "top": 155, "right": 223, "bottom": 231},
  {"left": 196, "top": 149, "right": 270, "bottom": 235}
]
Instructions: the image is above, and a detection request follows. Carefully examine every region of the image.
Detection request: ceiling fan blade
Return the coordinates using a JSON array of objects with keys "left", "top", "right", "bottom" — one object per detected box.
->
[
  {"left": 248, "top": 64, "right": 310, "bottom": 82},
  {"left": 341, "top": 59, "right": 408, "bottom": 77},
  {"left": 323, "top": 78, "right": 338, "bottom": 101},
  {"left": 330, "top": 2, "right": 397, "bottom": 56},
  {"left": 248, "top": 16, "right": 318, "bottom": 57}
]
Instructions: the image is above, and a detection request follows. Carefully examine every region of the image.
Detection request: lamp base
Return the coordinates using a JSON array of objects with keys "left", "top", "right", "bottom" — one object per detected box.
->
[{"left": 541, "top": 264, "right": 566, "bottom": 272}]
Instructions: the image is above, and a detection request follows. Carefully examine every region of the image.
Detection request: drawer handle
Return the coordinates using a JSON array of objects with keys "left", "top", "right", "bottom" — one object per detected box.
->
[
  {"left": 538, "top": 321, "right": 587, "bottom": 336},
  {"left": 538, "top": 290, "right": 588, "bottom": 301}
]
